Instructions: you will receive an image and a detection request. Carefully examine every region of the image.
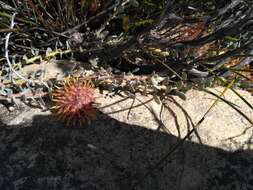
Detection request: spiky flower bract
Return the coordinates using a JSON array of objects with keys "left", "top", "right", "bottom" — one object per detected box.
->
[{"left": 51, "top": 77, "right": 96, "bottom": 126}]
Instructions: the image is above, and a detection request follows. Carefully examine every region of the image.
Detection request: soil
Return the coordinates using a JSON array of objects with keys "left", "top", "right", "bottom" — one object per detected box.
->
[{"left": 0, "top": 60, "right": 253, "bottom": 190}]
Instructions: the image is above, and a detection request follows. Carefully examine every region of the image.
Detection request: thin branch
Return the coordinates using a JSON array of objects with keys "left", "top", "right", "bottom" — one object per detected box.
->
[
  {"left": 4, "top": 13, "right": 49, "bottom": 88},
  {"left": 5, "top": 13, "right": 28, "bottom": 82}
]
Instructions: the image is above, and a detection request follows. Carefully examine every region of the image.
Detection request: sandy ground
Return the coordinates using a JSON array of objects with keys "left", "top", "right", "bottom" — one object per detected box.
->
[{"left": 0, "top": 60, "right": 252, "bottom": 190}]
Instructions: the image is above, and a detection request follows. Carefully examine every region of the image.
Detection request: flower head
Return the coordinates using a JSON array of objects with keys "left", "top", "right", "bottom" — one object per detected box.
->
[{"left": 51, "top": 77, "right": 96, "bottom": 126}]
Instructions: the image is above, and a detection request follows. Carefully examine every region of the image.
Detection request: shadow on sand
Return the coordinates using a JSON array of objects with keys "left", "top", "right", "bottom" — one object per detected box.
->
[{"left": 0, "top": 110, "right": 253, "bottom": 190}]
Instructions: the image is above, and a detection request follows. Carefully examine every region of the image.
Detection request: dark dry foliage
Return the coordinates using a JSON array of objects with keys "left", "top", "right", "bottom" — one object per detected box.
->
[{"left": 0, "top": 0, "right": 252, "bottom": 107}]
